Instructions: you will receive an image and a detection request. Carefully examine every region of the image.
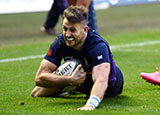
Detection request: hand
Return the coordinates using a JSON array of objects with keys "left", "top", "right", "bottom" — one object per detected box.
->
[
  {"left": 70, "top": 64, "right": 86, "bottom": 86},
  {"left": 77, "top": 105, "right": 95, "bottom": 111}
]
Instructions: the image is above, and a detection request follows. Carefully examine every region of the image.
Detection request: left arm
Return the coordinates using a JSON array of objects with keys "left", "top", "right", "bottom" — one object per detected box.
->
[{"left": 78, "top": 62, "right": 110, "bottom": 110}]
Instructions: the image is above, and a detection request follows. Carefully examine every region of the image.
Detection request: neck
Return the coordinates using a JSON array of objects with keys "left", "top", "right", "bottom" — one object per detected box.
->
[{"left": 74, "top": 32, "right": 87, "bottom": 51}]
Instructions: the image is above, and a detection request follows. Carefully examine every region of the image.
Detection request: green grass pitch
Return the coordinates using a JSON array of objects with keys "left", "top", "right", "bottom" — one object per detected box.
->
[{"left": 0, "top": 3, "right": 160, "bottom": 115}]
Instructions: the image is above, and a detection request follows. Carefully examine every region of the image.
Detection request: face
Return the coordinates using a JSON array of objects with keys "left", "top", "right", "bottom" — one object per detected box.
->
[{"left": 63, "top": 18, "right": 88, "bottom": 50}]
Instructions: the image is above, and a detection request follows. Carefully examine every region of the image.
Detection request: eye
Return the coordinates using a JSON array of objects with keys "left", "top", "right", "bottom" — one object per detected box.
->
[
  {"left": 63, "top": 26, "right": 67, "bottom": 31},
  {"left": 70, "top": 28, "right": 76, "bottom": 32}
]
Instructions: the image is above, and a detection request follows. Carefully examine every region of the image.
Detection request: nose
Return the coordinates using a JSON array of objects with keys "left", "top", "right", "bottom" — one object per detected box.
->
[{"left": 66, "top": 30, "right": 71, "bottom": 37}]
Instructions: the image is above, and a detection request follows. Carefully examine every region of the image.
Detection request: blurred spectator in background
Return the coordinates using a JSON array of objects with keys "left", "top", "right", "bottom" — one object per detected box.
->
[
  {"left": 140, "top": 67, "right": 160, "bottom": 85},
  {"left": 40, "top": 0, "right": 68, "bottom": 35},
  {"left": 68, "top": 0, "right": 98, "bottom": 33},
  {"left": 41, "top": 0, "right": 98, "bottom": 35}
]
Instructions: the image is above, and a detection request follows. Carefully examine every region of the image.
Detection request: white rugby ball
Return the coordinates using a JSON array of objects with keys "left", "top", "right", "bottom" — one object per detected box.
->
[
  {"left": 53, "top": 59, "right": 84, "bottom": 92},
  {"left": 53, "top": 59, "right": 83, "bottom": 75}
]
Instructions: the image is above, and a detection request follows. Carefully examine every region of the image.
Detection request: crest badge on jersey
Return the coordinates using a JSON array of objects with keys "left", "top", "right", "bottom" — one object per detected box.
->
[{"left": 97, "top": 55, "right": 103, "bottom": 60}]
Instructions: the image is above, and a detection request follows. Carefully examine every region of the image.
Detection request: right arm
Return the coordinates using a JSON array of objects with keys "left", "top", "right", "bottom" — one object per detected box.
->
[{"left": 35, "top": 59, "right": 86, "bottom": 89}]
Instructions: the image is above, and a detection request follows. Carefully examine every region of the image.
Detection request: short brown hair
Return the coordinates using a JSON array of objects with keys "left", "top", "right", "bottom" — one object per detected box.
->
[{"left": 63, "top": 5, "right": 88, "bottom": 25}]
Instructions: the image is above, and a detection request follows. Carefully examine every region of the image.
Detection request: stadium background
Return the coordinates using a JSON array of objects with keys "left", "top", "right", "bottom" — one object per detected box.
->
[
  {"left": 0, "top": 0, "right": 160, "bottom": 114},
  {"left": 0, "top": 0, "right": 160, "bottom": 14}
]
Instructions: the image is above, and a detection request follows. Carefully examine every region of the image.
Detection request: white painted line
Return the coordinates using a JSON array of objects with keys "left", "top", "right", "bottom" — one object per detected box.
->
[
  {"left": 114, "top": 49, "right": 159, "bottom": 52},
  {"left": 0, "top": 54, "right": 44, "bottom": 63},
  {"left": 0, "top": 40, "right": 160, "bottom": 63},
  {"left": 111, "top": 40, "right": 160, "bottom": 50}
]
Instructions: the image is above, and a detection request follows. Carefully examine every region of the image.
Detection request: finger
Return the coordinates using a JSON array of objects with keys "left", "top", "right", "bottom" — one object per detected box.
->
[
  {"left": 74, "top": 64, "right": 82, "bottom": 73},
  {"left": 74, "top": 64, "right": 85, "bottom": 74},
  {"left": 77, "top": 64, "right": 82, "bottom": 70}
]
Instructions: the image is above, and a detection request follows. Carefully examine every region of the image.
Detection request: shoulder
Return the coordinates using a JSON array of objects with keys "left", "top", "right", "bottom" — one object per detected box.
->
[
  {"left": 86, "top": 29, "right": 109, "bottom": 50},
  {"left": 84, "top": 30, "right": 112, "bottom": 65},
  {"left": 44, "top": 34, "right": 66, "bottom": 66},
  {"left": 53, "top": 34, "right": 65, "bottom": 45},
  {"left": 49, "top": 34, "right": 67, "bottom": 50}
]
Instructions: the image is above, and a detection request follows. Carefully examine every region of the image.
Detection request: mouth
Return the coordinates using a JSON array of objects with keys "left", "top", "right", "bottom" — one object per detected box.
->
[{"left": 66, "top": 37, "right": 74, "bottom": 41}]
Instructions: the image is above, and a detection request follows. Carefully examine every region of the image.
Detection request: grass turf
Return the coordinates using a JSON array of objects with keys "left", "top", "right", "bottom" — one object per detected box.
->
[{"left": 0, "top": 3, "right": 160, "bottom": 115}]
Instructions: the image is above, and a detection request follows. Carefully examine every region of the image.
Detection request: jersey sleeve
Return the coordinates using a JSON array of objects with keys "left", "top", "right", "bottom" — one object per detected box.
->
[
  {"left": 44, "top": 38, "right": 62, "bottom": 67},
  {"left": 88, "top": 42, "right": 111, "bottom": 67}
]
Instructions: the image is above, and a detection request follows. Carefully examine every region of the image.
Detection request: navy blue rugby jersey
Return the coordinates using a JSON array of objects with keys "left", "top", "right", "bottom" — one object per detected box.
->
[{"left": 44, "top": 29, "right": 116, "bottom": 83}]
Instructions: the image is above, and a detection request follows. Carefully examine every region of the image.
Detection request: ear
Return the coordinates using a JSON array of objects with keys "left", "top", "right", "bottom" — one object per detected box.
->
[{"left": 84, "top": 25, "right": 88, "bottom": 33}]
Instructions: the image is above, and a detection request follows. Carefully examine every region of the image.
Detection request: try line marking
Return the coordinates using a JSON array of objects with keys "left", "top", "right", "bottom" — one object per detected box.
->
[
  {"left": 0, "top": 54, "right": 45, "bottom": 63},
  {"left": 0, "top": 40, "right": 160, "bottom": 63},
  {"left": 110, "top": 40, "right": 160, "bottom": 50}
]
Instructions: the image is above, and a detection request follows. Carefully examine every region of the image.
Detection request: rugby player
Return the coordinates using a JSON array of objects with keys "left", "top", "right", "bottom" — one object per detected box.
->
[{"left": 31, "top": 5, "right": 124, "bottom": 111}]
